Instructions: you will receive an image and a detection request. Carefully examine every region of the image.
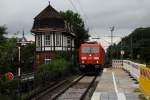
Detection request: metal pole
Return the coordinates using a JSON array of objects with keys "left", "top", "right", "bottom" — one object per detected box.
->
[
  {"left": 111, "top": 30, "right": 113, "bottom": 46},
  {"left": 122, "top": 54, "right": 123, "bottom": 67},
  {"left": 110, "top": 26, "right": 114, "bottom": 46},
  {"left": 18, "top": 46, "right": 21, "bottom": 100},
  {"left": 130, "top": 36, "right": 133, "bottom": 60},
  {"left": 121, "top": 38, "right": 122, "bottom": 59},
  {"left": 110, "top": 26, "right": 114, "bottom": 64},
  {"left": 120, "top": 38, "right": 124, "bottom": 66},
  {"left": 18, "top": 46, "right": 21, "bottom": 76}
]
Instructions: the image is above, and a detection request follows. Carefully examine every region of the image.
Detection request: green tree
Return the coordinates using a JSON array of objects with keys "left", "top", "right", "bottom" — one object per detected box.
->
[
  {"left": 60, "top": 10, "right": 90, "bottom": 48},
  {"left": 0, "top": 26, "right": 7, "bottom": 45},
  {"left": 0, "top": 26, "right": 35, "bottom": 74},
  {"left": 21, "top": 43, "right": 35, "bottom": 73},
  {"left": 0, "top": 38, "right": 17, "bottom": 74},
  {"left": 109, "top": 27, "right": 150, "bottom": 63}
]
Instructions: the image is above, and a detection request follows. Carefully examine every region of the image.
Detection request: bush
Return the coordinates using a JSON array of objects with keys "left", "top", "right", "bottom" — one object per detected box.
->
[
  {"left": 37, "top": 64, "right": 51, "bottom": 73},
  {"left": 0, "top": 79, "right": 18, "bottom": 99},
  {"left": 0, "top": 74, "right": 7, "bottom": 81},
  {"left": 37, "top": 57, "right": 70, "bottom": 73},
  {"left": 51, "top": 58, "right": 70, "bottom": 70}
]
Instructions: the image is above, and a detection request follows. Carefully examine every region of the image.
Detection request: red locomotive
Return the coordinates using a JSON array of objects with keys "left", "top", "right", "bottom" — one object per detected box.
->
[{"left": 79, "top": 42, "right": 104, "bottom": 73}]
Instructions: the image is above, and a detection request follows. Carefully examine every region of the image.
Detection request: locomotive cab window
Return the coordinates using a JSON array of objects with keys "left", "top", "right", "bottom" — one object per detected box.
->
[
  {"left": 82, "top": 47, "right": 99, "bottom": 53},
  {"left": 92, "top": 47, "right": 99, "bottom": 53},
  {"left": 82, "top": 47, "right": 91, "bottom": 53}
]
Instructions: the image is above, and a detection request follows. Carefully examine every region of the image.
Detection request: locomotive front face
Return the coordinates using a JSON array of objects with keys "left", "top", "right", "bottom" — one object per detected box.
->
[
  {"left": 80, "top": 46, "right": 101, "bottom": 65},
  {"left": 79, "top": 44, "right": 103, "bottom": 73}
]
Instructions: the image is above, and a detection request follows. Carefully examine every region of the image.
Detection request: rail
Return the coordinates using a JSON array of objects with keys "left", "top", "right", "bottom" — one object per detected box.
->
[
  {"left": 55, "top": 75, "right": 97, "bottom": 100},
  {"left": 32, "top": 75, "right": 84, "bottom": 100},
  {"left": 51, "top": 75, "right": 85, "bottom": 100},
  {"left": 31, "top": 80, "right": 67, "bottom": 100}
]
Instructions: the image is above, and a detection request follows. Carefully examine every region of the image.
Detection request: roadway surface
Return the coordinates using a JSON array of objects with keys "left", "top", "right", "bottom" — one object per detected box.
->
[{"left": 91, "top": 68, "right": 142, "bottom": 100}]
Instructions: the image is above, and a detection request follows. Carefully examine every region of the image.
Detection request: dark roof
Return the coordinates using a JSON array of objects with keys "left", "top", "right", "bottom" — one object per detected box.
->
[
  {"left": 31, "top": 27, "right": 66, "bottom": 33},
  {"left": 35, "top": 4, "right": 63, "bottom": 19},
  {"left": 31, "top": 4, "right": 76, "bottom": 37}
]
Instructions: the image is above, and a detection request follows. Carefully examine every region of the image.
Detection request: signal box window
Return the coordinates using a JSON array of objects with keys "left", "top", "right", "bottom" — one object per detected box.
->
[
  {"left": 44, "top": 34, "right": 51, "bottom": 46},
  {"left": 56, "top": 33, "right": 61, "bottom": 46},
  {"left": 67, "top": 37, "right": 71, "bottom": 47},
  {"left": 36, "top": 35, "right": 41, "bottom": 47},
  {"left": 44, "top": 59, "right": 51, "bottom": 64},
  {"left": 44, "top": 54, "right": 51, "bottom": 64}
]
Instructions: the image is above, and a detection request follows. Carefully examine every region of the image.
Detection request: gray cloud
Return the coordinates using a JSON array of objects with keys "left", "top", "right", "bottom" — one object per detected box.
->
[{"left": 0, "top": 0, "right": 150, "bottom": 47}]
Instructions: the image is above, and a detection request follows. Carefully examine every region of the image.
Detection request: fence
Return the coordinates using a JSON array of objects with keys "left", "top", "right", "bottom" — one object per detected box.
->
[
  {"left": 112, "top": 59, "right": 150, "bottom": 99},
  {"left": 112, "top": 60, "right": 123, "bottom": 68},
  {"left": 0, "top": 69, "right": 71, "bottom": 100}
]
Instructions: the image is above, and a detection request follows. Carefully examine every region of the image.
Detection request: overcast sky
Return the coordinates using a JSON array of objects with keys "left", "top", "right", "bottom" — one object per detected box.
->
[{"left": 0, "top": 0, "right": 150, "bottom": 49}]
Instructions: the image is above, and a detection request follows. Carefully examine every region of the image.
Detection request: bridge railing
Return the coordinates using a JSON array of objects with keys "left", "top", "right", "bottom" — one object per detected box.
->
[{"left": 112, "top": 59, "right": 150, "bottom": 99}]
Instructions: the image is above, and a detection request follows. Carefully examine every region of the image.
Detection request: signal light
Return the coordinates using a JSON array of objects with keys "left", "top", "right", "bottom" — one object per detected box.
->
[{"left": 96, "top": 61, "right": 99, "bottom": 64}]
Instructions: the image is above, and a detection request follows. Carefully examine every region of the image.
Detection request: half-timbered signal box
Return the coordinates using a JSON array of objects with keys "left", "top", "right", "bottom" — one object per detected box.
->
[{"left": 31, "top": 4, "right": 76, "bottom": 65}]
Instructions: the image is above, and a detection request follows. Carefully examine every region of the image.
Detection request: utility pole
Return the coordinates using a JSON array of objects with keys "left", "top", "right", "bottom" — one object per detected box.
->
[
  {"left": 120, "top": 38, "right": 123, "bottom": 59},
  {"left": 110, "top": 26, "right": 115, "bottom": 46},
  {"left": 110, "top": 26, "right": 115, "bottom": 61},
  {"left": 120, "top": 39, "right": 124, "bottom": 67},
  {"left": 48, "top": 0, "right": 50, "bottom": 5},
  {"left": 130, "top": 36, "right": 133, "bottom": 60}
]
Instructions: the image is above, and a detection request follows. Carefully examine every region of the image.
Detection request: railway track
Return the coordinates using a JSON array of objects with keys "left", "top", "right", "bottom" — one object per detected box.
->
[
  {"left": 31, "top": 75, "right": 84, "bottom": 100},
  {"left": 32, "top": 75, "right": 97, "bottom": 100},
  {"left": 55, "top": 75, "right": 97, "bottom": 100},
  {"left": 31, "top": 80, "right": 68, "bottom": 100},
  {"left": 43, "top": 75, "right": 97, "bottom": 100}
]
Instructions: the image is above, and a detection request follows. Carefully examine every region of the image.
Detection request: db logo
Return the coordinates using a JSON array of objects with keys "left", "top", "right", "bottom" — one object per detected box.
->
[{"left": 5, "top": 72, "right": 14, "bottom": 80}]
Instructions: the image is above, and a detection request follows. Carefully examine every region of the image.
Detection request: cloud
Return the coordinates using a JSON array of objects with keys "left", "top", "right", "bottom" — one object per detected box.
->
[{"left": 0, "top": 0, "right": 150, "bottom": 49}]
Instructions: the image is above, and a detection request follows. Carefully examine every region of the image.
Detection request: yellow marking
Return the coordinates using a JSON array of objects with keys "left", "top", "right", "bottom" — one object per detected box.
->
[{"left": 139, "top": 65, "right": 150, "bottom": 98}]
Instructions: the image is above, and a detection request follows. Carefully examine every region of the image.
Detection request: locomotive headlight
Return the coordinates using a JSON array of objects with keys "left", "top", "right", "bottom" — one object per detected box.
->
[
  {"left": 94, "top": 57, "right": 99, "bottom": 60},
  {"left": 89, "top": 54, "right": 92, "bottom": 57},
  {"left": 96, "top": 61, "right": 99, "bottom": 64},
  {"left": 82, "top": 61, "right": 85, "bottom": 63},
  {"left": 81, "top": 57, "right": 87, "bottom": 60}
]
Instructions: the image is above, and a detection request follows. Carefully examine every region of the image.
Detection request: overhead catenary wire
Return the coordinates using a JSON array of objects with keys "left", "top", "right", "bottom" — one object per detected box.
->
[
  {"left": 75, "top": 0, "right": 90, "bottom": 29},
  {"left": 76, "top": 0, "right": 97, "bottom": 35},
  {"left": 74, "top": 1, "right": 115, "bottom": 47},
  {"left": 65, "top": 0, "right": 112, "bottom": 49},
  {"left": 66, "top": 0, "right": 78, "bottom": 13},
  {"left": 66, "top": 0, "right": 91, "bottom": 32},
  {"left": 74, "top": 0, "right": 108, "bottom": 40}
]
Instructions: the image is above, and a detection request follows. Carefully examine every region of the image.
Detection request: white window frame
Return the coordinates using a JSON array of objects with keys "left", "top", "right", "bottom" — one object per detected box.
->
[
  {"left": 67, "top": 37, "right": 71, "bottom": 47},
  {"left": 44, "top": 34, "right": 51, "bottom": 46},
  {"left": 44, "top": 59, "right": 51, "bottom": 64},
  {"left": 56, "top": 32, "right": 61, "bottom": 46},
  {"left": 36, "top": 35, "right": 41, "bottom": 47}
]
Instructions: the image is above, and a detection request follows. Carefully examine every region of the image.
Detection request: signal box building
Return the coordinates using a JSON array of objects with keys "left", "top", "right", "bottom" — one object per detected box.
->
[{"left": 31, "top": 4, "right": 76, "bottom": 65}]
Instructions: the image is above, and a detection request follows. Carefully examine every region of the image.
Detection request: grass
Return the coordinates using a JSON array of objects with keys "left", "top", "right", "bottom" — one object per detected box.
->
[
  {"left": 138, "top": 94, "right": 147, "bottom": 100},
  {"left": 134, "top": 88, "right": 141, "bottom": 92},
  {"left": 134, "top": 88, "right": 147, "bottom": 100}
]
